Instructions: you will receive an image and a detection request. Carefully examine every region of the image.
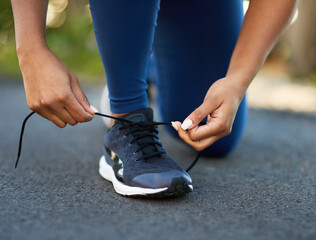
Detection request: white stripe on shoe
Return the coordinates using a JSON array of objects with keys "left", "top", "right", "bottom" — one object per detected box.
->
[{"left": 99, "top": 156, "right": 168, "bottom": 196}]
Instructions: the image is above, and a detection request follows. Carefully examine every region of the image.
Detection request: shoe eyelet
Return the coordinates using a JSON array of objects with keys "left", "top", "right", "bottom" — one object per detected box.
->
[
  {"left": 123, "top": 135, "right": 127, "bottom": 138},
  {"left": 133, "top": 151, "right": 137, "bottom": 154}
]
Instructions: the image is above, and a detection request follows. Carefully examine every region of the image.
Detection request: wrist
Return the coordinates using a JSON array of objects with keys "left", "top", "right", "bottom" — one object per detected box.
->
[
  {"left": 218, "top": 74, "right": 248, "bottom": 102},
  {"left": 17, "top": 42, "right": 49, "bottom": 66},
  {"left": 225, "top": 68, "right": 255, "bottom": 92},
  {"left": 226, "top": 66, "right": 255, "bottom": 83},
  {"left": 16, "top": 36, "right": 48, "bottom": 56}
]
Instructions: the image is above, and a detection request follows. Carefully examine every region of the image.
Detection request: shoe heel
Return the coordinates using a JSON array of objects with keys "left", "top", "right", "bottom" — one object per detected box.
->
[{"left": 99, "top": 156, "right": 112, "bottom": 182}]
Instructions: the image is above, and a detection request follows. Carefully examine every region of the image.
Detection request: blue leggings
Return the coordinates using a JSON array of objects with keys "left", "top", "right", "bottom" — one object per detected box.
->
[{"left": 89, "top": 0, "right": 248, "bottom": 157}]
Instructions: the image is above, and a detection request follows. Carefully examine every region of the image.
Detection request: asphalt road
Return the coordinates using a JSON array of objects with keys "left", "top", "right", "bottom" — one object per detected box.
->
[{"left": 1, "top": 81, "right": 316, "bottom": 240}]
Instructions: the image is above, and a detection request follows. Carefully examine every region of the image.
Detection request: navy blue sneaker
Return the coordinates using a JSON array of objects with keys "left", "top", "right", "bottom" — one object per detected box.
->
[{"left": 99, "top": 107, "right": 193, "bottom": 197}]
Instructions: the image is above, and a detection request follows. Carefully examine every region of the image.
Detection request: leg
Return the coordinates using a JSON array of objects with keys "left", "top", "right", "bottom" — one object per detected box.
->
[
  {"left": 89, "top": 0, "right": 192, "bottom": 197},
  {"left": 152, "top": 0, "right": 247, "bottom": 157},
  {"left": 89, "top": 0, "right": 160, "bottom": 114}
]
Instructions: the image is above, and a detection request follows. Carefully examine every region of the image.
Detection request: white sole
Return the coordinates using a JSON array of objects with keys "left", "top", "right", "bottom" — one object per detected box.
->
[{"left": 99, "top": 156, "right": 168, "bottom": 196}]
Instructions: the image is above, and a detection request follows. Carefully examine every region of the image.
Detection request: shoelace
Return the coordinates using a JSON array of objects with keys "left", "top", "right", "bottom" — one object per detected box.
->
[
  {"left": 117, "top": 122, "right": 164, "bottom": 161},
  {"left": 15, "top": 111, "right": 201, "bottom": 172}
]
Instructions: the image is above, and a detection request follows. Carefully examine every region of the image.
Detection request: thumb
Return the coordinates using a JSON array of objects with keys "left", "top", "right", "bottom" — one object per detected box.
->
[
  {"left": 181, "top": 103, "right": 210, "bottom": 130},
  {"left": 71, "top": 76, "right": 95, "bottom": 115}
]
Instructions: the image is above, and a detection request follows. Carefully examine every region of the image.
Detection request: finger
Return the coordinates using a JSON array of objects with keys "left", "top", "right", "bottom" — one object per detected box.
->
[
  {"left": 62, "top": 90, "right": 94, "bottom": 123},
  {"left": 36, "top": 109, "right": 67, "bottom": 128},
  {"left": 51, "top": 107, "right": 78, "bottom": 126},
  {"left": 90, "top": 105, "right": 99, "bottom": 113},
  {"left": 171, "top": 121, "right": 179, "bottom": 131},
  {"left": 181, "top": 101, "right": 218, "bottom": 131},
  {"left": 174, "top": 121, "right": 219, "bottom": 151},
  {"left": 40, "top": 95, "right": 82, "bottom": 125},
  {"left": 188, "top": 118, "right": 227, "bottom": 141},
  {"left": 70, "top": 76, "right": 95, "bottom": 115}
]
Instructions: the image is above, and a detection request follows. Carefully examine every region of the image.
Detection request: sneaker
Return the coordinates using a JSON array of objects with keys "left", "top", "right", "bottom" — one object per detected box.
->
[{"left": 99, "top": 107, "right": 193, "bottom": 197}]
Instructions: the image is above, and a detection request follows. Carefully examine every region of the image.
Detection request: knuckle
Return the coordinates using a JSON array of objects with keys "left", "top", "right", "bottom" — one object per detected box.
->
[
  {"left": 193, "top": 108, "right": 204, "bottom": 121},
  {"left": 85, "top": 114, "right": 93, "bottom": 121},
  {"left": 76, "top": 116, "right": 87, "bottom": 123},
  {"left": 69, "top": 121, "right": 77, "bottom": 126},
  {"left": 178, "top": 132, "right": 186, "bottom": 140},
  {"left": 29, "top": 100, "right": 46, "bottom": 112},
  {"left": 189, "top": 133, "right": 199, "bottom": 141},
  {"left": 56, "top": 92, "right": 70, "bottom": 103},
  {"left": 193, "top": 145, "right": 204, "bottom": 152},
  {"left": 40, "top": 98, "right": 54, "bottom": 107},
  {"left": 57, "top": 122, "right": 67, "bottom": 128},
  {"left": 217, "top": 122, "right": 227, "bottom": 132},
  {"left": 224, "top": 127, "right": 232, "bottom": 136},
  {"left": 27, "top": 102, "right": 38, "bottom": 111},
  {"left": 76, "top": 118, "right": 84, "bottom": 123}
]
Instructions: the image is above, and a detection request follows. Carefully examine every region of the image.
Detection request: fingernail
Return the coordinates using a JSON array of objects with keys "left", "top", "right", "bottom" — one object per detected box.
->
[
  {"left": 90, "top": 105, "right": 99, "bottom": 113},
  {"left": 181, "top": 119, "right": 192, "bottom": 130},
  {"left": 171, "top": 121, "right": 178, "bottom": 131}
]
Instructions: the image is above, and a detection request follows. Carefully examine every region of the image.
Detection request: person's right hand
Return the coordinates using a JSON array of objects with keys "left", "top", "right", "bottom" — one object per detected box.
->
[{"left": 18, "top": 47, "right": 94, "bottom": 128}]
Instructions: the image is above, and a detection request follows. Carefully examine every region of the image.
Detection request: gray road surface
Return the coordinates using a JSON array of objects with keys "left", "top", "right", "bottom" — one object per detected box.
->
[{"left": 0, "top": 81, "right": 316, "bottom": 240}]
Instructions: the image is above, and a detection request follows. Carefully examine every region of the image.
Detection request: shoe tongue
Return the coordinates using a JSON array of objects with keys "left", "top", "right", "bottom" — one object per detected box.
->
[
  {"left": 117, "top": 108, "right": 158, "bottom": 160},
  {"left": 121, "top": 107, "right": 153, "bottom": 123}
]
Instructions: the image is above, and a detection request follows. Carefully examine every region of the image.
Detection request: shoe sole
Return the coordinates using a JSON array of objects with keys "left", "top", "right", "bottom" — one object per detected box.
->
[{"left": 99, "top": 156, "right": 193, "bottom": 197}]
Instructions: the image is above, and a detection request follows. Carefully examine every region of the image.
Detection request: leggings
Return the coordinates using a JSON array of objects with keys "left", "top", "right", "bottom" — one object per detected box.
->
[{"left": 89, "top": 0, "right": 248, "bottom": 157}]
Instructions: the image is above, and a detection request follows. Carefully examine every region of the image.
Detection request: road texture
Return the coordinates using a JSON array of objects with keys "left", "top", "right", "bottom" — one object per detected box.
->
[{"left": 0, "top": 81, "right": 315, "bottom": 240}]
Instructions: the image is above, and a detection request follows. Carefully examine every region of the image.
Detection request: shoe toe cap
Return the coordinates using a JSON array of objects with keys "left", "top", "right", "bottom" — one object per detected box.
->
[{"left": 131, "top": 170, "right": 192, "bottom": 189}]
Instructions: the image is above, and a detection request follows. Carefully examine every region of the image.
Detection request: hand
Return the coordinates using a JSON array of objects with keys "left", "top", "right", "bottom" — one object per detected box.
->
[
  {"left": 18, "top": 47, "right": 94, "bottom": 128},
  {"left": 172, "top": 77, "right": 245, "bottom": 151}
]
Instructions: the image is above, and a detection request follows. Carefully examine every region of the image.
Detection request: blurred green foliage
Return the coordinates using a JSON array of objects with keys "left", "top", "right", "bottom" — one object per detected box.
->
[
  {"left": 0, "top": 1, "right": 17, "bottom": 76},
  {"left": 0, "top": 0, "right": 104, "bottom": 82},
  {"left": 1, "top": 1, "right": 315, "bottom": 84}
]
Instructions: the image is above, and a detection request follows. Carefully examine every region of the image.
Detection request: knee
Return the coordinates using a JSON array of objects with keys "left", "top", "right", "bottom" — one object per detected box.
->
[
  {"left": 201, "top": 96, "right": 248, "bottom": 158},
  {"left": 164, "top": 124, "right": 242, "bottom": 158},
  {"left": 200, "top": 137, "right": 239, "bottom": 158}
]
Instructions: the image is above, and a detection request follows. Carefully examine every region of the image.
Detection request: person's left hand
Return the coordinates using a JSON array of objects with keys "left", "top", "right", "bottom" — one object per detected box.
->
[{"left": 172, "top": 76, "right": 246, "bottom": 151}]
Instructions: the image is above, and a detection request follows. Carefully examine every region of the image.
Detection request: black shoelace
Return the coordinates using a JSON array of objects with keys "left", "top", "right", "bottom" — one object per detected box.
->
[
  {"left": 117, "top": 121, "right": 164, "bottom": 161},
  {"left": 15, "top": 111, "right": 201, "bottom": 172}
]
